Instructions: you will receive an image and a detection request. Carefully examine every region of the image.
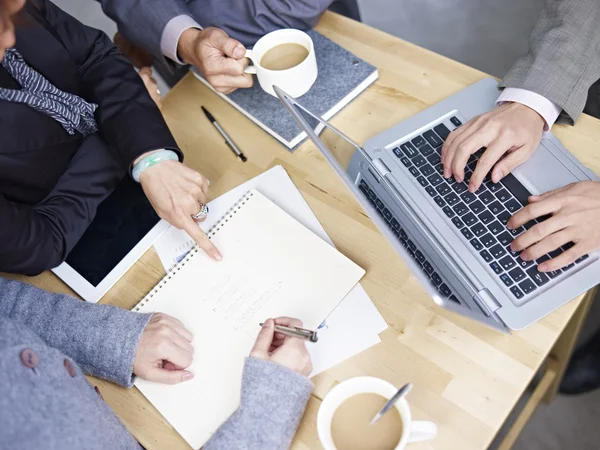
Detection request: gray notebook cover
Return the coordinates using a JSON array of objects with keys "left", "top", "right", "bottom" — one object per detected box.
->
[{"left": 192, "top": 30, "right": 378, "bottom": 150}]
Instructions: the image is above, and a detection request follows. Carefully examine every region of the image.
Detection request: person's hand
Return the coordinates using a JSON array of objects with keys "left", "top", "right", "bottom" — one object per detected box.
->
[
  {"left": 250, "top": 318, "right": 313, "bottom": 377},
  {"left": 507, "top": 181, "right": 600, "bottom": 272},
  {"left": 113, "top": 31, "right": 155, "bottom": 68},
  {"left": 134, "top": 312, "right": 195, "bottom": 384},
  {"left": 442, "top": 102, "right": 545, "bottom": 192},
  {"left": 138, "top": 157, "right": 222, "bottom": 261},
  {"left": 138, "top": 67, "right": 162, "bottom": 108},
  {"left": 177, "top": 27, "right": 253, "bottom": 94}
]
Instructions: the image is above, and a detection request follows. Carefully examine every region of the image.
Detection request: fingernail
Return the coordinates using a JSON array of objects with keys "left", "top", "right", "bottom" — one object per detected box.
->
[
  {"left": 521, "top": 253, "right": 530, "bottom": 261},
  {"left": 263, "top": 319, "right": 273, "bottom": 328},
  {"left": 507, "top": 222, "right": 513, "bottom": 230},
  {"left": 207, "top": 179, "right": 211, "bottom": 186},
  {"left": 183, "top": 372, "right": 194, "bottom": 381},
  {"left": 443, "top": 169, "right": 451, "bottom": 178},
  {"left": 456, "top": 176, "right": 463, "bottom": 183},
  {"left": 538, "top": 264, "right": 547, "bottom": 272},
  {"left": 492, "top": 170, "right": 502, "bottom": 183},
  {"left": 468, "top": 183, "right": 475, "bottom": 193},
  {"left": 214, "top": 252, "right": 223, "bottom": 261},
  {"left": 233, "top": 46, "right": 245, "bottom": 59}
]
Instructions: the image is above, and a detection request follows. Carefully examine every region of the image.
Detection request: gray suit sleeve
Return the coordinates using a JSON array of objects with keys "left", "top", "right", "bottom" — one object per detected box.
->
[
  {"left": 98, "top": 0, "right": 191, "bottom": 59},
  {"left": 204, "top": 358, "right": 313, "bottom": 450},
  {"left": 500, "top": 0, "right": 600, "bottom": 125},
  {"left": 0, "top": 278, "right": 151, "bottom": 387}
]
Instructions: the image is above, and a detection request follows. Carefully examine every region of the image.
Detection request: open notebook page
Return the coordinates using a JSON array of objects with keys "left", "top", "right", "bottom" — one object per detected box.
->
[{"left": 134, "top": 189, "right": 365, "bottom": 449}]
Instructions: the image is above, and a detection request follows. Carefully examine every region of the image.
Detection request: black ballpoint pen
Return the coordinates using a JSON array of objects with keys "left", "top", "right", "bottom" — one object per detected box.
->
[{"left": 201, "top": 106, "right": 247, "bottom": 162}]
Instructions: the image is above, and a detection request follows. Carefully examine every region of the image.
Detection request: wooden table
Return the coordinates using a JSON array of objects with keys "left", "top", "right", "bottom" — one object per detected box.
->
[{"left": 11, "top": 11, "right": 600, "bottom": 450}]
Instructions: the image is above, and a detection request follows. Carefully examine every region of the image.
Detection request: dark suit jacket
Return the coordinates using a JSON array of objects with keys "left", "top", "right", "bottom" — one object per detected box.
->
[{"left": 0, "top": 0, "right": 181, "bottom": 275}]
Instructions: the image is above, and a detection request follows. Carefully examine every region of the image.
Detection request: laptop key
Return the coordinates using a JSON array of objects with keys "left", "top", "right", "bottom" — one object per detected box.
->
[
  {"left": 427, "top": 153, "right": 441, "bottom": 166},
  {"left": 563, "top": 263, "right": 575, "bottom": 271},
  {"left": 547, "top": 269, "right": 562, "bottom": 279},
  {"left": 415, "top": 250, "right": 426, "bottom": 263},
  {"left": 480, "top": 249, "right": 493, "bottom": 263},
  {"left": 509, "top": 226, "right": 524, "bottom": 237},
  {"left": 450, "top": 116, "right": 462, "bottom": 127},
  {"left": 487, "top": 220, "right": 503, "bottom": 235},
  {"left": 427, "top": 173, "right": 444, "bottom": 186},
  {"left": 400, "top": 156, "right": 412, "bottom": 167},
  {"left": 471, "top": 223, "right": 486, "bottom": 237},
  {"left": 367, "top": 188, "right": 376, "bottom": 199},
  {"left": 487, "top": 182, "right": 503, "bottom": 193},
  {"left": 434, "top": 123, "right": 451, "bottom": 140},
  {"left": 413, "top": 155, "right": 426, "bottom": 167},
  {"left": 510, "top": 286, "right": 524, "bottom": 299},
  {"left": 526, "top": 267, "right": 550, "bottom": 287},
  {"left": 383, "top": 208, "right": 392, "bottom": 221},
  {"left": 517, "top": 258, "right": 534, "bottom": 269},
  {"left": 497, "top": 211, "right": 511, "bottom": 225},
  {"left": 461, "top": 227, "right": 474, "bottom": 240},
  {"left": 488, "top": 201, "right": 505, "bottom": 215},
  {"left": 375, "top": 199, "right": 384, "bottom": 210},
  {"left": 444, "top": 193, "right": 460, "bottom": 206},
  {"left": 391, "top": 218, "right": 400, "bottom": 230},
  {"left": 436, "top": 184, "right": 451, "bottom": 196},
  {"left": 442, "top": 205, "right": 454, "bottom": 218},
  {"left": 448, "top": 295, "right": 460, "bottom": 304},
  {"left": 417, "top": 176, "right": 428, "bottom": 187},
  {"left": 478, "top": 210, "right": 494, "bottom": 224},
  {"left": 519, "top": 279, "right": 537, "bottom": 295},
  {"left": 439, "top": 283, "right": 452, "bottom": 297},
  {"left": 489, "top": 261, "right": 503, "bottom": 274},
  {"left": 479, "top": 190, "right": 495, "bottom": 205},
  {"left": 481, "top": 233, "right": 496, "bottom": 248},
  {"left": 407, "top": 240, "right": 416, "bottom": 251},
  {"left": 400, "top": 142, "right": 418, "bottom": 158},
  {"left": 494, "top": 189, "right": 511, "bottom": 203},
  {"left": 500, "top": 173, "right": 532, "bottom": 206},
  {"left": 431, "top": 272, "right": 443, "bottom": 286},
  {"left": 549, "top": 248, "right": 563, "bottom": 259},
  {"left": 460, "top": 191, "right": 476, "bottom": 204},
  {"left": 490, "top": 244, "right": 507, "bottom": 259},
  {"left": 423, "top": 261, "right": 434, "bottom": 274},
  {"left": 576, "top": 254, "right": 589, "bottom": 264},
  {"left": 419, "top": 144, "right": 435, "bottom": 157},
  {"left": 411, "top": 135, "right": 426, "bottom": 148},
  {"left": 452, "top": 183, "right": 468, "bottom": 194},
  {"left": 462, "top": 212, "right": 477, "bottom": 227},
  {"left": 505, "top": 199, "right": 521, "bottom": 213},
  {"left": 434, "top": 196, "right": 446, "bottom": 208},
  {"left": 425, "top": 185, "right": 436, "bottom": 197},
  {"left": 451, "top": 217, "right": 464, "bottom": 229},
  {"left": 400, "top": 229, "right": 408, "bottom": 240},
  {"left": 469, "top": 200, "right": 485, "bottom": 214},
  {"left": 499, "top": 273, "right": 513, "bottom": 287},
  {"left": 499, "top": 255, "right": 516, "bottom": 271},
  {"left": 453, "top": 202, "right": 469, "bottom": 216},
  {"left": 470, "top": 238, "right": 483, "bottom": 251},
  {"left": 497, "top": 231, "right": 513, "bottom": 246},
  {"left": 508, "top": 267, "right": 526, "bottom": 282},
  {"left": 423, "top": 129, "right": 443, "bottom": 148},
  {"left": 420, "top": 164, "right": 434, "bottom": 176},
  {"left": 409, "top": 166, "right": 420, "bottom": 177}
]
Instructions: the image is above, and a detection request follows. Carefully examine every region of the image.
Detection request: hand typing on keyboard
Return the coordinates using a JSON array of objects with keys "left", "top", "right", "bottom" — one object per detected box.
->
[
  {"left": 508, "top": 181, "right": 599, "bottom": 272},
  {"left": 440, "top": 103, "right": 545, "bottom": 193}
]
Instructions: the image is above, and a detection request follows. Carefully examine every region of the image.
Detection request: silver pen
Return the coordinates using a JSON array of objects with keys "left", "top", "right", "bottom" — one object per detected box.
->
[
  {"left": 259, "top": 323, "right": 319, "bottom": 342},
  {"left": 202, "top": 106, "right": 247, "bottom": 162}
]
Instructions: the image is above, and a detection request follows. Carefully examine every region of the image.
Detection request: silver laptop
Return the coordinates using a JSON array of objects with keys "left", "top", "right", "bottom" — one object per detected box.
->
[{"left": 276, "top": 78, "right": 600, "bottom": 332}]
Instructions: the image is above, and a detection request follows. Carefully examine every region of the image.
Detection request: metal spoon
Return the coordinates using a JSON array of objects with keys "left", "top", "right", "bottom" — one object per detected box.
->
[{"left": 370, "top": 382, "right": 413, "bottom": 425}]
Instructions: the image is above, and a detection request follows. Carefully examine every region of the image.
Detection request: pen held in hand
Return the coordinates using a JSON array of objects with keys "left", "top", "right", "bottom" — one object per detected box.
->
[
  {"left": 201, "top": 106, "right": 247, "bottom": 162},
  {"left": 259, "top": 323, "right": 319, "bottom": 342}
]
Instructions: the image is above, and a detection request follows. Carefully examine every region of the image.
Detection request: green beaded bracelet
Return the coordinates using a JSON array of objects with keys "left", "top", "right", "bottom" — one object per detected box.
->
[{"left": 132, "top": 149, "right": 179, "bottom": 182}]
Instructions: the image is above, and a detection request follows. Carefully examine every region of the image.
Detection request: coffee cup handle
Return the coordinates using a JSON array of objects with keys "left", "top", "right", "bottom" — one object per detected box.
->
[
  {"left": 243, "top": 49, "right": 257, "bottom": 74},
  {"left": 408, "top": 420, "right": 438, "bottom": 443}
]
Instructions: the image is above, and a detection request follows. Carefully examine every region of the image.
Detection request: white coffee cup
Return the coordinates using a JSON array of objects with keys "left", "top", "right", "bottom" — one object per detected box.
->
[
  {"left": 244, "top": 29, "right": 318, "bottom": 98},
  {"left": 318, "top": 377, "right": 438, "bottom": 450}
]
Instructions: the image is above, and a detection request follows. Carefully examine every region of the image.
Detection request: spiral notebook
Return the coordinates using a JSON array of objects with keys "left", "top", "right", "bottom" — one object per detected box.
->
[{"left": 133, "top": 189, "right": 365, "bottom": 449}]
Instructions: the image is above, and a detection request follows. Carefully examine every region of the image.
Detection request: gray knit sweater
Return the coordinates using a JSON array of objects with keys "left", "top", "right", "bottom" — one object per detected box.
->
[{"left": 0, "top": 278, "right": 313, "bottom": 450}]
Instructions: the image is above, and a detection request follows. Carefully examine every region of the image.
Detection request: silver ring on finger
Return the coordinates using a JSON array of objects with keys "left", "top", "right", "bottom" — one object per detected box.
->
[{"left": 192, "top": 203, "right": 209, "bottom": 220}]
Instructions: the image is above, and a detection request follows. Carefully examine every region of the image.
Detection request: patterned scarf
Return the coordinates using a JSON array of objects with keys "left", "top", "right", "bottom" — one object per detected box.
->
[{"left": 0, "top": 48, "right": 98, "bottom": 136}]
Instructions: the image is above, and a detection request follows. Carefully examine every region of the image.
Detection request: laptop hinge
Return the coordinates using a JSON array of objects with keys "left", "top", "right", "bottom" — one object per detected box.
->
[
  {"left": 474, "top": 289, "right": 501, "bottom": 316},
  {"left": 372, "top": 158, "right": 391, "bottom": 178}
]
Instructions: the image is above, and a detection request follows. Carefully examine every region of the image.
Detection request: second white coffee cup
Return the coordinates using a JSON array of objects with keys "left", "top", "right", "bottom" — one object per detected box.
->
[
  {"left": 244, "top": 28, "right": 318, "bottom": 98},
  {"left": 318, "top": 377, "right": 438, "bottom": 450}
]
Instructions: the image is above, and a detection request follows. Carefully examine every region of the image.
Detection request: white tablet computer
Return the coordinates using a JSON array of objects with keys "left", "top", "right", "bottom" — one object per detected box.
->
[{"left": 52, "top": 176, "right": 170, "bottom": 303}]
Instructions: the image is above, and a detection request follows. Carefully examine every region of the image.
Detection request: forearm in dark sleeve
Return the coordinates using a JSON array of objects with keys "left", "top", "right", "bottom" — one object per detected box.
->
[
  {"left": 500, "top": 0, "right": 600, "bottom": 124},
  {"left": 0, "top": 278, "right": 151, "bottom": 387},
  {"left": 37, "top": 0, "right": 181, "bottom": 170}
]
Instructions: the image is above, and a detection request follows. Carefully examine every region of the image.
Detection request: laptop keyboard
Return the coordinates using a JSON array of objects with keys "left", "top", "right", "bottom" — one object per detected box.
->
[
  {"left": 358, "top": 179, "right": 460, "bottom": 305},
  {"left": 384, "top": 117, "right": 589, "bottom": 301}
]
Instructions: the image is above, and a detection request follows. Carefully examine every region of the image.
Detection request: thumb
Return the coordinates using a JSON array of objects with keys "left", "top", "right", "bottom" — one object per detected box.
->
[
  {"left": 146, "top": 367, "right": 194, "bottom": 385},
  {"left": 491, "top": 147, "right": 531, "bottom": 183},
  {"left": 213, "top": 31, "right": 246, "bottom": 59},
  {"left": 250, "top": 319, "right": 275, "bottom": 358}
]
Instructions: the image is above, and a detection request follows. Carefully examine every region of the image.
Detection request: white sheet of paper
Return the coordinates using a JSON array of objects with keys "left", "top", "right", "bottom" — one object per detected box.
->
[{"left": 153, "top": 165, "right": 388, "bottom": 377}]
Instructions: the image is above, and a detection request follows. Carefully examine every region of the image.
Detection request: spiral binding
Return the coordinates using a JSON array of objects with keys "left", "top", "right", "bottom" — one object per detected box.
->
[{"left": 132, "top": 190, "right": 256, "bottom": 312}]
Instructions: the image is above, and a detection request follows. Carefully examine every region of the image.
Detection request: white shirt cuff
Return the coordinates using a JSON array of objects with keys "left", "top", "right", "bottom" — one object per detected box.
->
[
  {"left": 160, "top": 15, "right": 202, "bottom": 64},
  {"left": 496, "top": 88, "right": 562, "bottom": 131}
]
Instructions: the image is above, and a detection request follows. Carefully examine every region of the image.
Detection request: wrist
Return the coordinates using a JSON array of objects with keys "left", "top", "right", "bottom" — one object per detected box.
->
[
  {"left": 132, "top": 149, "right": 179, "bottom": 182},
  {"left": 177, "top": 28, "right": 203, "bottom": 65}
]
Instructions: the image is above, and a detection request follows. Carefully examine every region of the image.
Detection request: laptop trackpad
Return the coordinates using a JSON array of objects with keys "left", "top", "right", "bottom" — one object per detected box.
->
[{"left": 512, "top": 141, "right": 582, "bottom": 195}]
